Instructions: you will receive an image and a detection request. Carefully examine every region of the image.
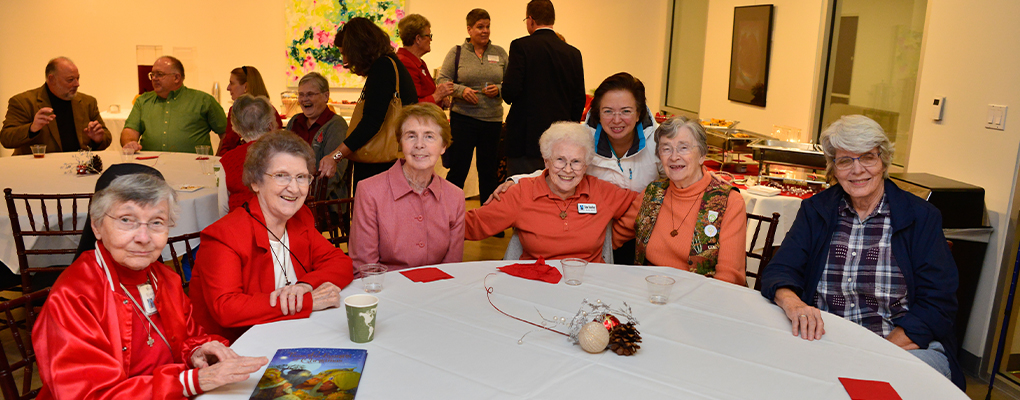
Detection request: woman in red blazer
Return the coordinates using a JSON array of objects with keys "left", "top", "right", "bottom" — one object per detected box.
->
[{"left": 190, "top": 131, "right": 354, "bottom": 342}]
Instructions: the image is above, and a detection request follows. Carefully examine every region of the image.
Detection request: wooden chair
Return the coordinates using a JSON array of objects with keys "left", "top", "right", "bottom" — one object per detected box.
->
[
  {"left": 745, "top": 212, "right": 780, "bottom": 291},
  {"left": 306, "top": 198, "right": 355, "bottom": 248},
  {"left": 0, "top": 288, "right": 50, "bottom": 400},
  {"left": 4, "top": 188, "right": 93, "bottom": 293},
  {"left": 305, "top": 164, "right": 354, "bottom": 249},
  {"left": 161, "top": 232, "right": 201, "bottom": 289}
]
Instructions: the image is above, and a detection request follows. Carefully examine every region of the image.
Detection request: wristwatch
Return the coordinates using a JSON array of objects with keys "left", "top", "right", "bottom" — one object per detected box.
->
[{"left": 332, "top": 150, "right": 343, "bottom": 161}]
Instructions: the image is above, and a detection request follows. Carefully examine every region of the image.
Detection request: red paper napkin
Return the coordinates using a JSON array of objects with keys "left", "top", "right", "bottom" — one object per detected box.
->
[
  {"left": 196, "top": 156, "right": 210, "bottom": 160},
  {"left": 498, "top": 258, "right": 562, "bottom": 284},
  {"left": 135, "top": 155, "right": 159, "bottom": 160},
  {"left": 400, "top": 267, "right": 453, "bottom": 283},
  {"left": 838, "top": 378, "right": 902, "bottom": 400}
]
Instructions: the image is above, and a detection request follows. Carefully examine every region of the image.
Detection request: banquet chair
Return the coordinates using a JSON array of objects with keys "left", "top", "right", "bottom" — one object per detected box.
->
[
  {"left": 4, "top": 188, "right": 93, "bottom": 293},
  {"left": 161, "top": 232, "right": 201, "bottom": 290},
  {"left": 745, "top": 212, "right": 780, "bottom": 291},
  {"left": 306, "top": 197, "right": 355, "bottom": 249},
  {"left": 0, "top": 288, "right": 50, "bottom": 400},
  {"left": 502, "top": 224, "right": 614, "bottom": 264},
  {"left": 305, "top": 164, "right": 354, "bottom": 249}
]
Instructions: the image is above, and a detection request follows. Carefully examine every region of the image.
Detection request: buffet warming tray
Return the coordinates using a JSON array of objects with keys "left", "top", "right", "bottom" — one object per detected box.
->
[
  {"left": 704, "top": 128, "right": 774, "bottom": 172},
  {"left": 749, "top": 139, "right": 827, "bottom": 171}
]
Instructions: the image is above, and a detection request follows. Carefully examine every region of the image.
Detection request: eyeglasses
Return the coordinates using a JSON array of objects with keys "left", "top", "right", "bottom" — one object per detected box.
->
[
  {"left": 401, "top": 132, "right": 440, "bottom": 144},
  {"left": 265, "top": 172, "right": 313, "bottom": 186},
  {"left": 659, "top": 144, "right": 695, "bottom": 157},
  {"left": 420, "top": 34, "right": 433, "bottom": 40},
  {"left": 551, "top": 157, "right": 585, "bottom": 171},
  {"left": 600, "top": 108, "right": 635, "bottom": 120},
  {"left": 105, "top": 214, "right": 170, "bottom": 234},
  {"left": 834, "top": 151, "right": 882, "bottom": 170},
  {"left": 297, "top": 91, "right": 322, "bottom": 99},
  {"left": 147, "top": 71, "right": 176, "bottom": 80}
]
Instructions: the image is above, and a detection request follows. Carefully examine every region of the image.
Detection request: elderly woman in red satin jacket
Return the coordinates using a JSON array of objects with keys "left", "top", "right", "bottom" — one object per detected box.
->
[
  {"left": 33, "top": 173, "right": 267, "bottom": 399},
  {"left": 190, "top": 131, "right": 354, "bottom": 342}
]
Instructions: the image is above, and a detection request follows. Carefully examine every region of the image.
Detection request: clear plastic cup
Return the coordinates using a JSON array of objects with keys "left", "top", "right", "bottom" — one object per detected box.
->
[
  {"left": 358, "top": 264, "right": 387, "bottom": 293},
  {"left": 561, "top": 258, "right": 588, "bottom": 286},
  {"left": 646, "top": 275, "right": 676, "bottom": 305}
]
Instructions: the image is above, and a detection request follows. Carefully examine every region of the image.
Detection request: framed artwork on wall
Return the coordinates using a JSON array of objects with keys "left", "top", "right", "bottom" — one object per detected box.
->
[
  {"left": 285, "top": 0, "right": 406, "bottom": 88},
  {"left": 727, "top": 5, "right": 774, "bottom": 107}
]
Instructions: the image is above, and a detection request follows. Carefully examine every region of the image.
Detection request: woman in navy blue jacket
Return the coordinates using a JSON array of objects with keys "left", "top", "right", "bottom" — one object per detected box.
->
[{"left": 760, "top": 115, "right": 964, "bottom": 390}]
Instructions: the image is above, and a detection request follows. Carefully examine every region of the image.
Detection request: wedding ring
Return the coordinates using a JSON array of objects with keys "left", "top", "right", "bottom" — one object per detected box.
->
[{"left": 799, "top": 315, "right": 807, "bottom": 318}]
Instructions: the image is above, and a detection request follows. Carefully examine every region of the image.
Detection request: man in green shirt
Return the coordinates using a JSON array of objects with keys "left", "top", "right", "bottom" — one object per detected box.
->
[{"left": 121, "top": 56, "right": 226, "bottom": 153}]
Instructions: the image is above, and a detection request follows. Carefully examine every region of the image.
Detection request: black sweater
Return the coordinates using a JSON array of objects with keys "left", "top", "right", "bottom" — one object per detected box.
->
[{"left": 343, "top": 53, "right": 418, "bottom": 152}]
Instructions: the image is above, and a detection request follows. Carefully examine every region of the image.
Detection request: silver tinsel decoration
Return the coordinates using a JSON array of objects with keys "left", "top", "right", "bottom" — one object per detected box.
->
[{"left": 536, "top": 298, "right": 639, "bottom": 344}]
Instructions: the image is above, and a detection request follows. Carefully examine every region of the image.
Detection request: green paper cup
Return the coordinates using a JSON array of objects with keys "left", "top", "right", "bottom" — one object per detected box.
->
[{"left": 344, "top": 294, "right": 379, "bottom": 343}]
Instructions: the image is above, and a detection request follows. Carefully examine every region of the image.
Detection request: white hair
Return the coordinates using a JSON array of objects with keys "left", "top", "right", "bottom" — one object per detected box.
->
[
  {"left": 538, "top": 122, "right": 596, "bottom": 164},
  {"left": 89, "top": 174, "right": 179, "bottom": 226},
  {"left": 820, "top": 114, "right": 894, "bottom": 181}
]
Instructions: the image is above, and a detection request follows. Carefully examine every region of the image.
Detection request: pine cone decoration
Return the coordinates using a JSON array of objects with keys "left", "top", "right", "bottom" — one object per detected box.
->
[
  {"left": 608, "top": 322, "right": 642, "bottom": 356},
  {"left": 91, "top": 154, "right": 103, "bottom": 173}
]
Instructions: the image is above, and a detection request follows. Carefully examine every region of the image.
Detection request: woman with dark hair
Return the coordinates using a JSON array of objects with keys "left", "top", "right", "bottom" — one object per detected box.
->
[
  {"left": 190, "top": 131, "right": 354, "bottom": 342},
  {"left": 396, "top": 14, "right": 454, "bottom": 105},
  {"left": 319, "top": 17, "right": 418, "bottom": 190},
  {"left": 218, "top": 66, "right": 283, "bottom": 155},
  {"left": 437, "top": 8, "right": 508, "bottom": 205}
]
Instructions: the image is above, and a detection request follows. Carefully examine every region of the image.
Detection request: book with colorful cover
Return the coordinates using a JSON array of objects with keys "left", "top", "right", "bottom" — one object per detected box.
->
[{"left": 249, "top": 348, "right": 368, "bottom": 400}]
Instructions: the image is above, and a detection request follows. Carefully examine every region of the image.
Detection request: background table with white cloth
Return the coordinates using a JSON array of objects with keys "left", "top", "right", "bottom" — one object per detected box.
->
[
  {"left": 198, "top": 261, "right": 965, "bottom": 400},
  {"left": 0, "top": 150, "right": 218, "bottom": 272}
]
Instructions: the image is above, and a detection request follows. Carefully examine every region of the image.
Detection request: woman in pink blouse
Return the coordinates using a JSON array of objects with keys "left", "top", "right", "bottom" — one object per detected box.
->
[{"left": 349, "top": 103, "right": 465, "bottom": 270}]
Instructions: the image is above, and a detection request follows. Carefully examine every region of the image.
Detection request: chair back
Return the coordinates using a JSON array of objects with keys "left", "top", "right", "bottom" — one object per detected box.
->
[
  {"left": 0, "top": 288, "right": 50, "bottom": 400},
  {"left": 745, "top": 212, "right": 780, "bottom": 291},
  {"left": 305, "top": 198, "right": 355, "bottom": 248},
  {"left": 162, "top": 232, "right": 201, "bottom": 289},
  {"left": 503, "top": 224, "right": 614, "bottom": 264},
  {"left": 4, "top": 188, "right": 93, "bottom": 293}
]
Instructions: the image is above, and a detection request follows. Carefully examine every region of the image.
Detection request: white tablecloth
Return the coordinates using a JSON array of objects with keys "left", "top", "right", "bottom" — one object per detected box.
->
[
  {"left": 0, "top": 150, "right": 219, "bottom": 272},
  {"left": 197, "top": 261, "right": 965, "bottom": 400}
]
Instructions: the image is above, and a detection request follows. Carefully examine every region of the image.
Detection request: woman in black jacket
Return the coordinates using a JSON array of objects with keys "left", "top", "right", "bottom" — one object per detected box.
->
[{"left": 321, "top": 17, "right": 418, "bottom": 191}]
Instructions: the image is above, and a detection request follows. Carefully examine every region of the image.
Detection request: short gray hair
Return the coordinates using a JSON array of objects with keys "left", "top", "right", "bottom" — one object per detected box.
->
[
  {"left": 231, "top": 94, "right": 276, "bottom": 141},
  {"left": 655, "top": 116, "right": 708, "bottom": 158},
  {"left": 539, "top": 122, "right": 595, "bottom": 164},
  {"left": 820, "top": 114, "right": 893, "bottom": 182},
  {"left": 298, "top": 72, "right": 329, "bottom": 95},
  {"left": 89, "top": 174, "right": 179, "bottom": 226}
]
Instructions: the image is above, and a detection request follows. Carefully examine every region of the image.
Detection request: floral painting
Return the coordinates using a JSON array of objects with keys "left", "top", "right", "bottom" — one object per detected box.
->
[{"left": 285, "top": 0, "right": 405, "bottom": 88}]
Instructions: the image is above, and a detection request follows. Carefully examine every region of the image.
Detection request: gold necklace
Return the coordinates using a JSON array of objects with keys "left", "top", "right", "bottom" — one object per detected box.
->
[{"left": 669, "top": 190, "right": 698, "bottom": 237}]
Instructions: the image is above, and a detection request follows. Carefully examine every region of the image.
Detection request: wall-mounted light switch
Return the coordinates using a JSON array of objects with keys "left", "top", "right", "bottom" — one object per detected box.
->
[{"left": 986, "top": 105, "right": 1007, "bottom": 130}]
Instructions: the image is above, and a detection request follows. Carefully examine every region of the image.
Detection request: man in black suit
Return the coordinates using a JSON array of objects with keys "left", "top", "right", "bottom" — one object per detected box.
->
[{"left": 502, "top": 0, "right": 585, "bottom": 176}]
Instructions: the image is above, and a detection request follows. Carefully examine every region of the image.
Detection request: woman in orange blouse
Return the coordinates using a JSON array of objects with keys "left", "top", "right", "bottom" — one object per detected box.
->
[
  {"left": 616, "top": 117, "right": 747, "bottom": 285},
  {"left": 465, "top": 122, "right": 638, "bottom": 262}
]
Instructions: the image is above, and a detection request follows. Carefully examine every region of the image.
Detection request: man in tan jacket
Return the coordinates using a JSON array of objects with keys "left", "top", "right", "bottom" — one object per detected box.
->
[{"left": 1, "top": 57, "right": 111, "bottom": 155}]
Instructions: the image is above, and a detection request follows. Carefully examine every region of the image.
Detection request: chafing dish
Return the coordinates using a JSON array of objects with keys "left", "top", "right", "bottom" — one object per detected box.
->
[
  {"left": 704, "top": 128, "right": 774, "bottom": 172},
  {"left": 748, "top": 139, "right": 827, "bottom": 171}
]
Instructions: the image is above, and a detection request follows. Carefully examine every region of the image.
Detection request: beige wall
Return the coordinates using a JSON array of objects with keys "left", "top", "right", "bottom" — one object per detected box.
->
[
  {"left": 908, "top": 0, "right": 1020, "bottom": 356},
  {"left": 698, "top": 0, "right": 828, "bottom": 142},
  {"left": 0, "top": 0, "right": 670, "bottom": 157}
]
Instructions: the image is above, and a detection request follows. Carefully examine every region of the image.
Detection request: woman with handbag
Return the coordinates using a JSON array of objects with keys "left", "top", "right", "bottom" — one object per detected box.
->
[
  {"left": 436, "top": 8, "right": 507, "bottom": 205},
  {"left": 321, "top": 17, "right": 418, "bottom": 191}
]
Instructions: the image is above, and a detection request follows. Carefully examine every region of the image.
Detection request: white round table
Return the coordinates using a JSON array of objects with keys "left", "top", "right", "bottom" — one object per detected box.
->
[
  {"left": 0, "top": 150, "right": 219, "bottom": 272},
  {"left": 197, "top": 261, "right": 966, "bottom": 400}
]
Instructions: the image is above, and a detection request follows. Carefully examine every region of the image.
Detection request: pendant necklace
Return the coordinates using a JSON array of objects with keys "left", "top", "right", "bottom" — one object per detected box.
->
[
  {"left": 669, "top": 190, "right": 699, "bottom": 237},
  {"left": 555, "top": 198, "right": 575, "bottom": 220},
  {"left": 120, "top": 280, "right": 171, "bottom": 349},
  {"left": 268, "top": 231, "right": 293, "bottom": 286}
]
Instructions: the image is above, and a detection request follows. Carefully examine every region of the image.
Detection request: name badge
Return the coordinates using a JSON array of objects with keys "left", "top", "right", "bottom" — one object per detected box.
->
[
  {"left": 138, "top": 283, "right": 158, "bottom": 316},
  {"left": 577, "top": 203, "right": 597, "bottom": 214},
  {"left": 487, "top": 55, "right": 500, "bottom": 63}
]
